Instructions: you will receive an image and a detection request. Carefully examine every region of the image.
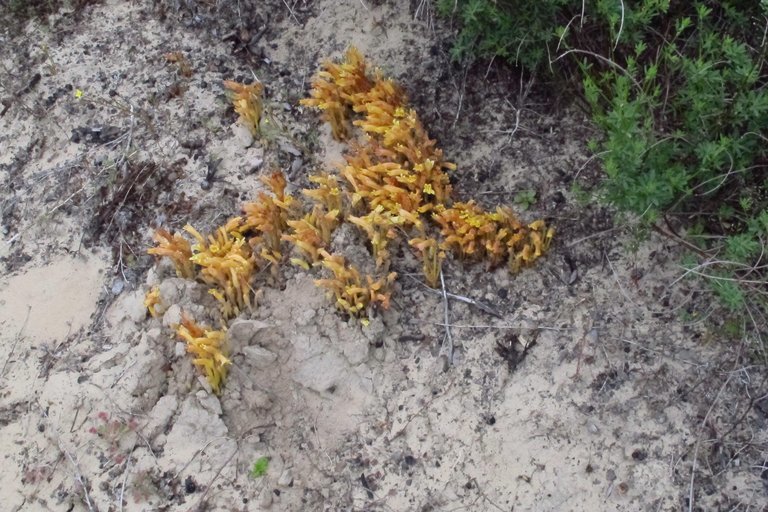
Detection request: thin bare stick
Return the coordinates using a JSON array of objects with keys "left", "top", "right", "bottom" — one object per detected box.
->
[
  {"left": 617, "top": 338, "right": 706, "bottom": 366},
  {"left": 614, "top": 0, "right": 625, "bottom": 51},
  {"left": 680, "top": 268, "right": 768, "bottom": 287},
  {"left": 651, "top": 223, "right": 712, "bottom": 258},
  {"left": 452, "top": 65, "right": 468, "bottom": 128},
  {"left": 688, "top": 374, "right": 732, "bottom": 512},
  {"left": 435, "top": 322, "right": 569, "bottom": 332},
  {"left": 1, "top": 305, "right": 31, "bottom": 379},
  {"left": 669, "top": 256, "right": 768, "bottom": 289},
  {"left": 40, "top": 405, "right": 96, "bottom": 512},
  {"left": 414, "top": 0, "right": 429, "bottom": 20},
  {"left": 281, "top": 0, "right": 300, "bottom": 24},
  {"left": 117, "top": 241, "right": 129, "bottom": 283},
  {"left": 193, "top": 447, "right": 239, "bottom": 511},
  {"left": 118, "top": 447, "right": 135, "bottom": 511},
  {"left": 566, "top": 227, "right": 621, "bottom": 248},
  {"left": 574, "top": 150, "right": 611, "bottom": 180},
  {"left": 551, "top": 49, "right": 642, "bottom": 90},
  {"left": 604, "top": 251, "right": 638, "bottom": 307},
  {"left": 65, "top": 450, "right": 95, "bottom": 512},
  {"left": 499, "top": 72, "right": 534, "bottom": 148},
  {"left": 700, "top": 152, "right": 735, "bottom": 196},
  {"left": 408, "top": 275, "right": 502, "bottom": 317},
  {"left": 439, "top": 270, "right": 454, "bottom": 369},
  {"left": 557, "top": 14, "right": 583, "bottom": 52}
]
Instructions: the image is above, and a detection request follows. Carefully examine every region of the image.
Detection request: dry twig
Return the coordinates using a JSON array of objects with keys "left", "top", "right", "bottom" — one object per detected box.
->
[
  {"left": 688, "top": 374, "right": 732, "bottom": 512},
  {"left": 0, "top": 306, "right": 30, "bottom": 380},
  {"left": 438, "top": 270, "right": 453, "bottom": 370}
]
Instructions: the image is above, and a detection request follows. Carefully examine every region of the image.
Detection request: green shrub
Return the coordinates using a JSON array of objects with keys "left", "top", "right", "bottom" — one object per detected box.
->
[
  {"left": 439, "top": 1, "right": 768, "bottom": 339},
  {"left": 582, "top": 2, "right": 767, "bottom": 321},
  {"left": 436, "top": 0, "right": 569, "bottom": 71}
]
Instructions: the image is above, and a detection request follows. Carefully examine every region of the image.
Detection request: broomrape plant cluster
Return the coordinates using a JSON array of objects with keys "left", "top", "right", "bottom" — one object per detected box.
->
[
  {"left": 176, "top": 314, "right": 230, "bottom": 394},
  {"left": 147, "top": 50, "right": 554, "bottom": 393},
  {"left": 301, "top": 47, "right": 554, "bottom": 286},
  {"left": 223, "top": 79, "right": 264, "bottom": 137}
]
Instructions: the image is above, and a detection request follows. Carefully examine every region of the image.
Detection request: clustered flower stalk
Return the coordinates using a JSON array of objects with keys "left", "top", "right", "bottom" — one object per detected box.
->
[
  {"left": 176, "top": 315, "right": 230, "bottom": 394},
  {"left": 224, "top": 79, "right": 264, "bottom": 136}
]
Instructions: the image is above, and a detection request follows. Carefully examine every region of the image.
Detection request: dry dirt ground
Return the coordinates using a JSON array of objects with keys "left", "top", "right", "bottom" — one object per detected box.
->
[{"left": 1, "top": 1, "right": 767, "bottom": 511}]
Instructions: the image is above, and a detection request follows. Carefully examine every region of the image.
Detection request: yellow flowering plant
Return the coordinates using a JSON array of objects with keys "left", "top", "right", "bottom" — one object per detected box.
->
[{"left": 176, "top": 315, "right": 230, "bottom": 394}]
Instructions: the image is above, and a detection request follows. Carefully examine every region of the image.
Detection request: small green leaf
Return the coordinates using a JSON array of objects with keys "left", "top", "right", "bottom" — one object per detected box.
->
[
  {"left": 738, "top": 196, "right": 753, "bottom": 212},
  {"left": 250, "top": 457, "right": 269, "bottom": 478},
  {"left": 513, "top": 189, "right": 537, "bottom": 211}
]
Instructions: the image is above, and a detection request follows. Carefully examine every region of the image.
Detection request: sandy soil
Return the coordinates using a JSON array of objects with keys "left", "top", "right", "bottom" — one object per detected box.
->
[{"left": 1, "top": 1, "right": 766, "bottom": 511}]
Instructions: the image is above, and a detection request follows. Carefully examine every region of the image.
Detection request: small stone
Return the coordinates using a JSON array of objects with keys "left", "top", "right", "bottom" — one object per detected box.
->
[
  {"left": 145, "top": 395, "right": 178, "bottom": 438},
  {"left": 232, "top": 122, "right": 254, "bottom": 148},
  {"left": 277, "top": 468, "right": 293, "bottom": 487},
  {"left": 184, "top": 476, "right": 197, "bottom": 493},
  {"left": 111, "top": 278, "right": 125, "bottom": 295},
  {"left": 290, "top": 158, "right": 303, "bottom": 176},
  {"left": 293, "top": 352, "right": 346, "bottom": 393},
  {"left": 259, "top": 487, "right": 273, "bottom": 508},
  {"left": 294, "top": 307, "right": 316, "bottom": 327},
  {"left": 145, "top": 267, "right": 160, "bottom": 286},
  {"left": 159, "top": 279, "right": 185, "bottom": 305},
  {"left": 242, "top": 345, "right": 278, "bottom": 369},
  {"left": 249, "top": 157, "right": 264, "bottom": 174},
  {"left": 163, "top": 304, "right": 183, "bottom": 328},
  {"left": 228, "top": 319, "right": 273, "bottom": 347},
  {"left": 277, "top": 139, "right": 301, "bottom": 156},
  {"left": 361, "top": 316, "right": 385, "bottom": 346},
  {"left": 341, "top": 338, "right": 369, "bottom": 366}
]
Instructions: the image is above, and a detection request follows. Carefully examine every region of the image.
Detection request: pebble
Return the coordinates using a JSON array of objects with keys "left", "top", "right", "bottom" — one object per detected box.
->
[
  {"left": 277, "top": 468, "right": 293, "bottom": 487},
  {"left": 162, "top": 304, "right": 183, "bottom": 328},
  {"left": 259, "top": 487, "right": 273, "bottom": 508},
  {"left": 242, "top": 345, "right": 278, "bottom": 368},
  {"left": 228, "top": 319, "right": 273, "bottom": 346}
]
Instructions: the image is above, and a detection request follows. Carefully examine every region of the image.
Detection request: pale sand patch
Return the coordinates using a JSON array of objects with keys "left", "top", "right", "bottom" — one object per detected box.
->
[{"left": 0, "top": 252, "right": 107, "bottom": 348}]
